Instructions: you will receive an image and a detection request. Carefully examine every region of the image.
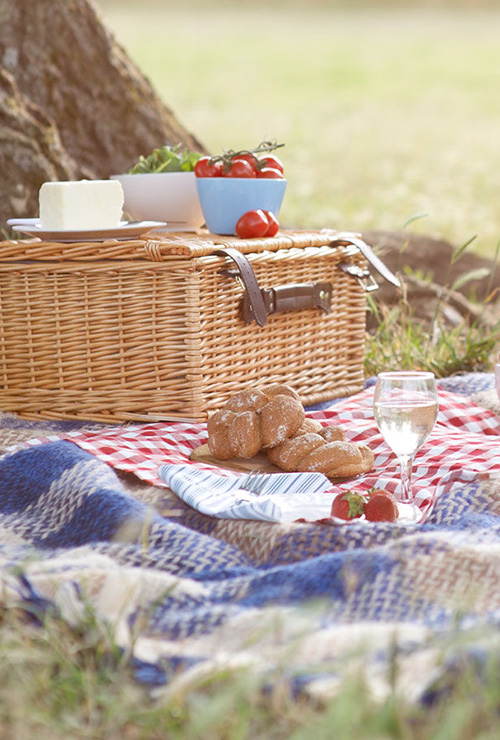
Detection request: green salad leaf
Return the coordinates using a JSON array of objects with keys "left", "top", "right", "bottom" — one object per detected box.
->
[{"left": 128, "top": 144, "right": 202, "bottom": 174}]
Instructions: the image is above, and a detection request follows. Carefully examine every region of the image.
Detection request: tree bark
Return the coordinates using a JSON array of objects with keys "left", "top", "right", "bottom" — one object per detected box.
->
[{"left": 0, "top": 0, "right": 205, "bottom": 228}]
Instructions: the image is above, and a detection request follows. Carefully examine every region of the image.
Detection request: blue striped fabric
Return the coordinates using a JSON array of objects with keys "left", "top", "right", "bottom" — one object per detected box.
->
[{"left": 157, "top": 465, "right": 332, "bottom": 521}]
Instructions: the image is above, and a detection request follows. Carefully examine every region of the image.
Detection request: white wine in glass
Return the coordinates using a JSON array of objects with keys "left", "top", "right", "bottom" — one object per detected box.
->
[{"left": 373, "top": 371, "right": 438, "bottom": 510}]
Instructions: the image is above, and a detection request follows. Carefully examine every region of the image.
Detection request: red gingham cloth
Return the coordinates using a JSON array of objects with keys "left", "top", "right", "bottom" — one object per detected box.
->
[{"left": 18, "top": 387, "right": 500, "bottom": 510}]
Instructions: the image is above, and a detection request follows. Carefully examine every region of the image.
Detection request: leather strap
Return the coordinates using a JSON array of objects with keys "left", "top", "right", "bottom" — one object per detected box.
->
[
  {"left": 215, "top": 248, "right": 268, "bottom": 327},
  {"left": 216, "top": 237, "right": 390, "bottom": 327},
  {"left": 331, "top": 233, "right": 401, "bottom": 288},
  {"left": 217, "top": 248, "right": 333, "bottom": 326}
]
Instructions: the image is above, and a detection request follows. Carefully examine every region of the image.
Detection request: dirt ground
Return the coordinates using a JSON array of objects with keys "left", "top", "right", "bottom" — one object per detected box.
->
[{"left": 363, "top": 229, "right": 500, "bottom": 331}]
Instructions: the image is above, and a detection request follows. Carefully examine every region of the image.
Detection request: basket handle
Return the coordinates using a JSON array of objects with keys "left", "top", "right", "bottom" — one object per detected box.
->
[{"left": 216, "top": 247, "right": 332, "bottom": 327}]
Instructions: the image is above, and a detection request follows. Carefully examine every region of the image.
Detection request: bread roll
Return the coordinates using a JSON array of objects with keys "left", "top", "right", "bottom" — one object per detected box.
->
[
  {"left": 296, "top": 439, "right": 373, "bottom": 478},
  {"left": 207, "top": 384, "right": 304, "bottom": 460},
  {"left": 267, "top": 423, "right": 373, "bottom": 478},
  {"left": 260, "top": 394, "right": 304, "bottom": 448},
  {"left": 206, "top": 384, "right": 374, "bottom": 478},
  {"left": 267, "top": 432, "right": 325, "bottom": 471},
  {"left": 293, "top": 418, "right": 324, "bottom": 436}
]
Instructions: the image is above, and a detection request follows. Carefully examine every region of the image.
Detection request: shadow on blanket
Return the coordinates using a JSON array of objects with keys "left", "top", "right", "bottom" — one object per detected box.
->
[{"left": 1, "top": 373, "right": 500, "bottom": 704}]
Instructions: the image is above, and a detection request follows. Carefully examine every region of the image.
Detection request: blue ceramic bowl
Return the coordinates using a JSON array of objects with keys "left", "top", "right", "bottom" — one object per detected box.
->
[{"left": 195, "top": 177, "right": 287, "bottom": 235}]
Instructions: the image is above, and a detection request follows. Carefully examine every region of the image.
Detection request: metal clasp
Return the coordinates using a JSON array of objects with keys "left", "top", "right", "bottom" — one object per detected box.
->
[{"left": 339, "top": 262, "right": 379, "bottom": 292}]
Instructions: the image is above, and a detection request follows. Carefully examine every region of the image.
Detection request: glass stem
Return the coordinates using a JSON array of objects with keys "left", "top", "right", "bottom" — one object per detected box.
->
[{"left": 398, "top": 455, "right": 414, "bottom": 504}]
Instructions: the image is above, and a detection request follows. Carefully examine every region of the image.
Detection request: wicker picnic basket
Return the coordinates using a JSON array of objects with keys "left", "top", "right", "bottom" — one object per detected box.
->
[{"left": 0, "top": 229, "right": 376, "bottom": 422}]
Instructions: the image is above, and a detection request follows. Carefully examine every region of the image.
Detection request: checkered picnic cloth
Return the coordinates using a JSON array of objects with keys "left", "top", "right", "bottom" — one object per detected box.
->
[
  {"left": 2, "top": 373, "right": 500, "bottom": 702},
  {"left": 18, "top": 384, "right": 500, "bottom": 520}
]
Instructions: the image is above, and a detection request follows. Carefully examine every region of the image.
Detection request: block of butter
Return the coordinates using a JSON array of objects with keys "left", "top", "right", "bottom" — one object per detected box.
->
[{"left": 39, "top": 179, "right": 125, "bottom": 230}]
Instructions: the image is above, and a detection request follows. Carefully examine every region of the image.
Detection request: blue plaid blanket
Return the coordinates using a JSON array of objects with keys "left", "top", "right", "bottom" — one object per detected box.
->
[{"left": 1, "top": 372, "right": 500, "bottom": 703}]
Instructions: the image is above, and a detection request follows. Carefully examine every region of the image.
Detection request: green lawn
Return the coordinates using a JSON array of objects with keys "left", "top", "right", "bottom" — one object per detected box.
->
[{"left": 98, "top": 3, "right": 500, "bottom": 256}]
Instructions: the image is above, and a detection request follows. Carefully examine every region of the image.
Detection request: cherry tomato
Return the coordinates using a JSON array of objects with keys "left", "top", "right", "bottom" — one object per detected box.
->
[
  {"left": 232, "top": 153, "right": 259, "bottom": 173},
  {"left": 235, "top": 210, "right": 270, "bottom": 238},
  {"left": 263, "top": 211, "right": 279, "bottom": 236},
  {"left": 257, "top": 167, "right": 283, "bottom": 179},
  {"left": 258, "top": 154, "right": 284, "bottom": 173},
  {"left": 224, "top": 159, "right": 256, "bottom": 178},
  {"left": 194, "top": 156, "right": 223, "bottom": 177}
]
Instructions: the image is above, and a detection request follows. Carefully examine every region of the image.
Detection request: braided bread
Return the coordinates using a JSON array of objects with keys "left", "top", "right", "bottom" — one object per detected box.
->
[
  {"left": 267, "top": 424, "right": 374, "bottom": 478},
  {"left": 207, "top": 384, "right": 305, "bottom": 460},
  {"left": 206, "top": 383, "right": 374, "bottom": 478}
]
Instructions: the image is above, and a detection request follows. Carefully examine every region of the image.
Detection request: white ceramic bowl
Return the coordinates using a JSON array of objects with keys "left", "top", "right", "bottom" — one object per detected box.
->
[
  {"left": 495, "top": 363, "right": 500, "bottom": 402},
  {"left": 196, "top": 177, "right": 287, "bottom": 235},
  {"left": 110, "top": 172, "right": 205, "bottom": 231}
]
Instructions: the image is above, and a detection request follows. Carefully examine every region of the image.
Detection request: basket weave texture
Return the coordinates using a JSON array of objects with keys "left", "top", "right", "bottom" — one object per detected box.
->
[{"left": 0, "top": 229, "right": 368, "bottom": 422}]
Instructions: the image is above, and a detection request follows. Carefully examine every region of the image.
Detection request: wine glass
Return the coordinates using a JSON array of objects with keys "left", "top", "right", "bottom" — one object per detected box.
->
[{"left": 373, "top": 371, "right": 438, "bottom": 517}]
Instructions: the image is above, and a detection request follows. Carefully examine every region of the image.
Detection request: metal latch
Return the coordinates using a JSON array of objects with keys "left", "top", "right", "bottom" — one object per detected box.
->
[{"left": 339, "top": 262, "right": 379, "bottom": 292}]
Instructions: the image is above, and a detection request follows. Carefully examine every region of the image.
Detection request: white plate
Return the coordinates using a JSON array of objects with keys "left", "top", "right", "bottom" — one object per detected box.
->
[
  {"left": 330, "top": 501, "right": 426, "bottom": 526},
  {"left": 6, "top": 219, "right": 166, "bottom": 242}
]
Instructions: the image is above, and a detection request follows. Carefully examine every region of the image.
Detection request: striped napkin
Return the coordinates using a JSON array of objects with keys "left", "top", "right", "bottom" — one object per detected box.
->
[{"left": 157, "top": 464, "right": 333, "bottom": 522}]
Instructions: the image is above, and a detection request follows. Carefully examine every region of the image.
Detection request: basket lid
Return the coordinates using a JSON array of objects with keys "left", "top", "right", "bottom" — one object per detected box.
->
[
  {"left": 0, "top": 229, "right": 352, "bottom": 262},
  {"left": 0, "top": 229, "right": 387, "bottom": 274}
]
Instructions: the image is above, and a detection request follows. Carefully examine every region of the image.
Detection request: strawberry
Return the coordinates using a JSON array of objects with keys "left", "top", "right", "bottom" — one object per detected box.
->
[
  {"left": 330, "top": 491, "right": 366, "bottom": 520},
  {"left": 364, "top": 489, "right": 399, "bottom": 522}
]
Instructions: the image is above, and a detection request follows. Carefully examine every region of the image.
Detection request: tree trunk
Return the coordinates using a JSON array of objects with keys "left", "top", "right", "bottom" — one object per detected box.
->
[{"left": 0, "top": 0, "right": 205, "bottom": 229}]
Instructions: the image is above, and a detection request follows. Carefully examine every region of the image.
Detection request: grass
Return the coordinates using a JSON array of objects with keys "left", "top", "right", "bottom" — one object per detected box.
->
[
  {"left": 365, "top": 252, "right": 500, "bottom": 376},
  {"left": 3, "top": 603, "right": 500, "bottom": 740},
  {"left": 97, "top": 2, "right": 500, "bottom": 259}
]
